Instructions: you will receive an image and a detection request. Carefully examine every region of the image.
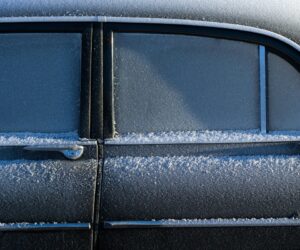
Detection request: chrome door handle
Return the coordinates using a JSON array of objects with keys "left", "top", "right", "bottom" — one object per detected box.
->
[{"left": 23, "top": 144, "right": 84, "bottom": 160}]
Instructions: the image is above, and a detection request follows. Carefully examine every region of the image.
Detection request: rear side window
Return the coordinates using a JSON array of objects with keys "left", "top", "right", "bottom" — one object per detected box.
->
[
  {"left": 110, "top": 29, "right": 300, "bottom": 142},
  {"left": 268, "top": 52, "right": 300, "bottom": 131},
  {"left": 0, "top": 33, "right": 81, "bottom": 133},
  {"left": 113, "top": 33, "right": 259, "bottom": 134}
]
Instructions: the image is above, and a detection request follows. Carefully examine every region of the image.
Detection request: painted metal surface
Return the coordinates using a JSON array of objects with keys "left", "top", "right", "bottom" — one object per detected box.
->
[{"left": 0, "top": 0, "right": 299, "bottom": 47}]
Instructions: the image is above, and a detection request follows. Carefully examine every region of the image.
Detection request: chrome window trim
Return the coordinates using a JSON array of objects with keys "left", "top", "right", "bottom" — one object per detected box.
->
[{"left": 259, "top": 45, "right": 267, "bottom": 134}]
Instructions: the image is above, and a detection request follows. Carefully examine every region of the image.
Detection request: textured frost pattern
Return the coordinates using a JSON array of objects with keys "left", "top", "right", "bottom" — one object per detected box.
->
[
  {"left": 0, "top": 132, "right": 80, "bottom": 146},
  {"left": 0, "top": 159, "right": 97, "bottom": 222},
  {"left": 104, "top": 154, "right": 300, "bottom": 173},
  {"left": 159, "top": 218, "right": 300, "bottom": 225},
  {"left": 113, "top": 218, "right": 300, "bottom": 227},
  {"left": 103, "top": 154, "right": 300, "bottom": 219},
  {"left": 107, "top": 130, "right": 300, "bottom": 144}
]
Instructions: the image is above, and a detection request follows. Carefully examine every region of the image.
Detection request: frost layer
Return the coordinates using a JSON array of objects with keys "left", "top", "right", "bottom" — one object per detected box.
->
[
  {"left": 0, "top": 159, "right": 97, "bottom": 222},
  {"left": 0, "top": 132, "right": 80, "bottom": 146},
  {"left": 106, "top": 130, "right": 300, "bottom": 144},
  {"left": 103, "top": 155, "right": 300, "bottom": 219}
]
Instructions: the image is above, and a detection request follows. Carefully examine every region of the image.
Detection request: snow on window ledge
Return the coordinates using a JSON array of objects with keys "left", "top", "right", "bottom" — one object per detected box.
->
[
  {"left": 136, "top": 218, "right": 300, "bottom": 227},
  {"left": 105, "top": 130, "right": 300, "bottom": 145},
  {"left": 0, "top": 132, "right": 82, "bottom": 146}
]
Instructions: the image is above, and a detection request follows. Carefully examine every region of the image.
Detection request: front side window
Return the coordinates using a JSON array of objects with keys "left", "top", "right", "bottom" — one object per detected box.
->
[{"left": 0, "top": 33, "right": 82, "bottom": 133}]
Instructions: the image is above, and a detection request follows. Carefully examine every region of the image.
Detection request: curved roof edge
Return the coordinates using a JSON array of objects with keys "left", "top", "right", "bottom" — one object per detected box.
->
[
  {"left": 0, "top": 16, "right": 299, "bottom": 53},
  {"left": 0, "top": 0, "right": 299, "bottom": 45}
]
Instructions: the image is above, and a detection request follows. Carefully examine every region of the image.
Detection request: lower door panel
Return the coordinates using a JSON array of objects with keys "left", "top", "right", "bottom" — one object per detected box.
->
[
  {"left": 100, "top": 227, "right": 300, "bottom": 250},
  {"left": 100, "top": 142, "right": 300, "bottom": 249},
  {"left": 0, "top": 141, "right": 98, "bottom": 249},
  {"left": 0, "top": 231, "right": 92, "bottom": 250}
]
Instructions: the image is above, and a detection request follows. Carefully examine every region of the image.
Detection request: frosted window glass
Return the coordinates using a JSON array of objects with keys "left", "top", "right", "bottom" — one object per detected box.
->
[
  {"left": 0, "top": 33, "right": 81, "bottom": 133},
  {"left": 268, "top": 52, "right": 300, "bottom": 131},
  {"left": 113, "top": 33, "right": 259, "bottom": 134}
]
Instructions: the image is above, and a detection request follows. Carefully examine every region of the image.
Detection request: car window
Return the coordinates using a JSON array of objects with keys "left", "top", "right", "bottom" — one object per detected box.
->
[
  {"left": 113, "top": 33, "right": 259, "bottom": 134},
  {"left": 0, "top": 33, "right": 81, "bottom": 133},
  {"left": 268, "top": 52, "right": 300, "bottom": 131}
]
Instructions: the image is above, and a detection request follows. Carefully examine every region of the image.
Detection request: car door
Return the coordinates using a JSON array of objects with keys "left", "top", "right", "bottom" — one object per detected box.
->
[
  {"left": 0, "top": 23, "right": 99, "bottom": 250},
  {"left": 99, "top": 23, "right": 300, "bottom": 249}
]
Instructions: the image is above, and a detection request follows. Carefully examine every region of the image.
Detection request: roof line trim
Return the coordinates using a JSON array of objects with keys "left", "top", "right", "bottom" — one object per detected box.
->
[{"left": 0, "top": 16, "right": 299, "bottom": 52}]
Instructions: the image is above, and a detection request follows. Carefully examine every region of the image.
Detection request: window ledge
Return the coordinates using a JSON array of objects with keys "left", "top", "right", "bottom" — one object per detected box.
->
[
  {"left": 105, "top": 130, "right": 300, "bottom": 145},
  {"left": 0, "top": 132, "right": 81, "bottom": 146}
]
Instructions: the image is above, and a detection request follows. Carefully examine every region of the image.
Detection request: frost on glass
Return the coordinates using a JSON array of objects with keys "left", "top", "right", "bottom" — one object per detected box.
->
[
  {"left": 0, "top": 33, "right": 81, "bottom": 133},
  {"left": 113, "top": 33, "right": 259, "bottom": 135},
  {"left": 268, "top": 52, "right": 300, "bottom": 131}
]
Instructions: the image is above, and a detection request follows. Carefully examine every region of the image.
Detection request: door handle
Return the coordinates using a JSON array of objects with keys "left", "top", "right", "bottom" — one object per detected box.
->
[{"left": 23, "top": 144, "right": 84, "bottom": 160}]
